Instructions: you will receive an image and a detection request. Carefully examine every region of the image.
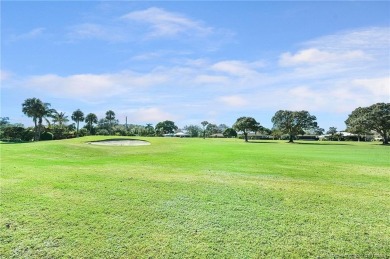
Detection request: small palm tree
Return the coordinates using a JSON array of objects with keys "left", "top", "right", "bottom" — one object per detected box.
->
[
  {"left": 71, "top": 109, "right": 85, "bottom": 137},
  {"left": 201, "top": 121, "right": 209, "bottom": 139},
  {"left": 22, "top": 97, "right": 53, "bottom": 141},
  {"left": 145, "top": 123, "right": 154, "bottom": 136},
  {"left": 85, "top": 113, "right": 98, "bottom": 135},
  {"left": 52, "top": 112, "right": 69, "bottom": 129},
  {"left": 105, "top": 110, "right": 115, "bottom": 135}
]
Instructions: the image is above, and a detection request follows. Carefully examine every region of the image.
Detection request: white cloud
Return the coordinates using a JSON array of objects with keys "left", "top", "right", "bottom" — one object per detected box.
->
[
  {"left": 279, "top": 48, "right": 368, "bottom": 66},
  {"left": 211, "top": 60, "right": 264, "bottom": 77},
  {"left": 67, "top": 23, "right": 128, "bottom": 42},
  {"left": 105, "top": 107, "right": 179, "bottom": 125},
  {"left": 270, "top": 26, "right": 389, "bottom": 113},
  {"left": 126, "top": 107, "right": 178, "bottom": 123},
  {"left": 218, "top": 95, "right": 248, "bottom": 107},
  {"left": 10, "top": 27, "right": 45, "bottom": 41},
  {"left": 194, "top": 75, "right": 229, "bottom": 85},
  {"left": 131, "top": 52, "right": 163, "bottom": 61},
  {"left": 26, "top": 74, "right": 122, "bottom": 99},
  {"left": 352, "top": 77, "right": 390, "bottom": 99},
  {"left": 65, "top": 7, "right": 232, "bottom": 51},
  {"left": 304, "top": 27, "right": 390, "bottom": 52},
  {"left": 121, "top": 7, "right": 213, "bottom": 38},
  {"left": 24, "top": 71, "right": 167, "bottom": 101},
  {"left": 68, "top": 23, "right": 106, "bottom": 39},
  {"left": 1, "top": 70, "right": 12, "bottom": 81},
  {"left": 257, "top": 76, "right": 390, "bottom": 113}
]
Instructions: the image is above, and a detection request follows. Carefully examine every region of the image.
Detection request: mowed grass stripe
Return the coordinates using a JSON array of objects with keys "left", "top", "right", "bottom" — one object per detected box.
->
[{"left": 1, "top": 136, "right": 389, "bottom": 257}]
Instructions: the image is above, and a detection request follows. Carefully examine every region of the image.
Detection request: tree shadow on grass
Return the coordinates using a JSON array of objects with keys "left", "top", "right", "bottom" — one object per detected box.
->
[
  {"left": 89, "top": 138, "right": 147, "bottom": 143},
  {"left": 246, "top": 141, "right": 353, "bottom": 146},
  {"left": 246, "top": 141, "right": 280, "bottom": 144},
  {"left": 0, "top": 141, "right": 30, "bottom": 145},
  {"left": 293, "top": 142, "right": 352, "bottom": 146},
  {"left": 372, "top": 143, "right": 390, "bottom": 147}
]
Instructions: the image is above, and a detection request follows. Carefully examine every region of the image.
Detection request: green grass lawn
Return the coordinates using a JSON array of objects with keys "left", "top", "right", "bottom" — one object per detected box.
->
[{"left": 1, "top": 137, "right": 389, "bottom": 258}]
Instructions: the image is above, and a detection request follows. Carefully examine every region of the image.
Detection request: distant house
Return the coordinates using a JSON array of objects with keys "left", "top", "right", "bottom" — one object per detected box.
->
[
  {"left": 174, "top": 132, "right": 190, "bottom": 138},
  {"left": 319, "top": 131, "right": 376, "bottom": 141}
]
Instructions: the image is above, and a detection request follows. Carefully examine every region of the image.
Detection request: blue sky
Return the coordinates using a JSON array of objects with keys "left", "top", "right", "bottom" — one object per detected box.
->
[{"left": 1, "top": 1, "right": 389, "bottom": 131}]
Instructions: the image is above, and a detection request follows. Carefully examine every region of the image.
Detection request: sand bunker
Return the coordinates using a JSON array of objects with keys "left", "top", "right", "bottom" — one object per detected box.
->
[{"left": 89, "top": 139, "right": 151, "bottom": 146}]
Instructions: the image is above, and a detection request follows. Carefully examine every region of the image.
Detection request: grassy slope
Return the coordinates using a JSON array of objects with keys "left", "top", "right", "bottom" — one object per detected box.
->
[{"left": 0, "top": 137, "right": 389, "bottom": 258}]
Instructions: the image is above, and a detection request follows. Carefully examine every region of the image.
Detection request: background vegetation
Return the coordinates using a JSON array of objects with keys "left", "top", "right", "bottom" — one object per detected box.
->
[{"left": 2, "top": 99, "right": 389, "bottom": 144}]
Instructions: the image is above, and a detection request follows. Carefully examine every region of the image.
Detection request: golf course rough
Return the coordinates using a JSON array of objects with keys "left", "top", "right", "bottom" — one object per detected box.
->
[{"left": 0, "top": 136, "right": 389, "bottom": 257}]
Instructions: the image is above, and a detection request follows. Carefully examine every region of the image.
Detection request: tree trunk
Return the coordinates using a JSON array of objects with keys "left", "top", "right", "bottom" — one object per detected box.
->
[
  {"left": 76, "top": 121, "right": 79, "bottom": 137},
  {"left": 244, "top": 132, "right": 248, "bottom": 142},
  {"left": 38, "top": 118, "right": 42, "bottom": 141},
  {"left": 383, "top": 132, "right": 388, "bottom": 145},
  {"left": 33, "top": 118, "right": 38, "bottom": 141},
  {"left": 288, "top": 134, "right": 294, "bottom": 143}
]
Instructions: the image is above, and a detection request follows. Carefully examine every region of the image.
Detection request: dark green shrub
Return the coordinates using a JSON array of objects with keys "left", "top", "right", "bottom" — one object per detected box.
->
[
  {"left": 52, "top": 128, "right": 67, "bottom": 140},
  {"left": 21, "top": 129, "right": 35, "bottom": 142},
  {"left": 96, "top": 129, "right": 110, "bottom": 135},
  {"left": 79, "top": 128, "right": 88, "bottom": 137},
  {"left": 2, "top": 126, "right": 25, "bottom": 140},
  {"left": 223, "top": 128, "right": 237, "bottom": 138},
  {"left": 40, "top": 131, "right": 53, "bottom": 141}
]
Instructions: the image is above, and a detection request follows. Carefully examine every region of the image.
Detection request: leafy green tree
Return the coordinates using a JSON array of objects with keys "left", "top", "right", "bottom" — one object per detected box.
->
[
  {"left": 155, "top": 120, "right": 178, "bottom": 136},
  {"left": 206, "top": 123, "right": 221, "bottom": 137},
  {"left": 223, "top": 128, "right": 237, "bottom": 138},
  {"left": 79, "top": 128, "right": 88, "bottom": 137},
  {"left": 345, "top": 103, "right": 390, "bottom": 144},
  {"left": 145, "top": 123, "right": 155, "bottom": 136},
  {"left": 345, "top": 107, "right": 371, "bottom": 142},
  {"left": 233, "top": 116, "right": 260, "bottom": 142},
  {"left": 184, "top": 125, "right": 202, "bottom": 137},
  {"left": 112, "top": 124, "right": 129, "bottom": 136},
  {"left": 22, "top": 98, "right": 53, "bottom": 141},
  {"left": 71, "top": 109, "right": 85, "bottom": 137},
  {"left": 2, "top": 126, "right": 25, "bottom": 141},
  {"left": 124, "top": 124, "right": 140, "bottom": 136},
  {"left": 105, "top": 110, "right": 116, "bottom": 135},
  {"left": 0, "top": 117, "right": 10, "bottom": 127},
  {"left": 96, "top": 129, "right": 110, "bottom": 136},
  {"left": 271, "top": 110, "right": 318, "bottom": 143},
  {"left": 201, "top": 121, "right": 209, "bottom": 139},
  {"left": 0, "top": 117, "right": 10, "bottom": 139},
  {"left": 314, "top": 127, "right": 325, "bottom": 136},
  {"left": 271, "top": 129, "right": 283, "bottom": 140},
  {"left": 327, "top": 127, "right": 338, "bottom": 141},
  {"left": 85, "top": 113, "right": 98, "bottom": 135},
  {"left": 218, "top": 124, "right": 229, "bottom": 132}
]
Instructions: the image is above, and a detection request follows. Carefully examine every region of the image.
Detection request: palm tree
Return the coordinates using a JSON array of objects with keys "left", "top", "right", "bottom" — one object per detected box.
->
[
  {"left": 22, "top": 98, "right": 53, "bottom": 141},
  {"left": 85, "top": 113, "right": 98, "bottom": 135},
  {"left": 71, "top": 109, "right": 85, "bottom": 137},
  {"left": 52, "top": 112, "right": 69, "bottom": 129},
  {"left": 145, "top": 123, "right": 155, "bottom": 136},
  {"left": 105, "top": 110, "right": 115, "bottom": 135},
  {"left": 201, "top": 121, "right": 209, "bottom": 139}
]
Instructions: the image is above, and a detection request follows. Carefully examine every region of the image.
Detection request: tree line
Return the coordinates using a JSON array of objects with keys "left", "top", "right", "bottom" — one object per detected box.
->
[{"left": 1, "top": 98, "right": 389, "bottom": 144}]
